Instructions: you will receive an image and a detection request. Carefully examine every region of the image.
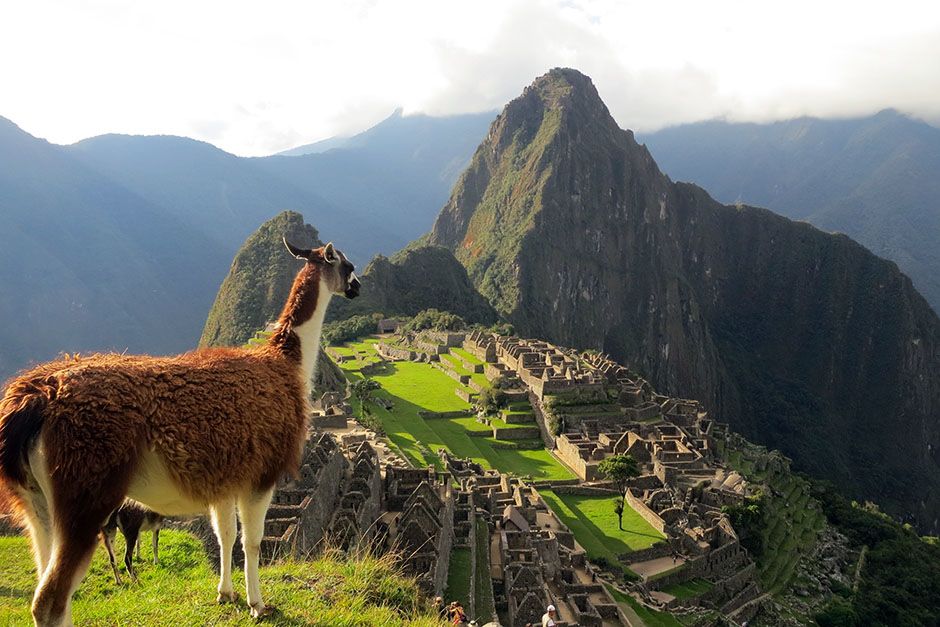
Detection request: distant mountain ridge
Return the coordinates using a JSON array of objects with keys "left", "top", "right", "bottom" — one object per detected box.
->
[
  {"left": 0, "top": 116, "right": 227, "bottom": 380},
  {"left": 0, "top": 109, "right": 492, "bottom": 380},
  {"left": 641, "top": 110, "right": 940, "bottom": 312},
  {"left": 429, "top": 68, "right": 940, "bottom": 532}
]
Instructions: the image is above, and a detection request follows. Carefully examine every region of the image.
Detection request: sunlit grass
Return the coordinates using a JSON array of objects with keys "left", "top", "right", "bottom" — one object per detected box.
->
[
  {"left": 0, "top": 532, "right": 440, "bottom": 626},
  {"left": 335, "top": 339, "right": 574, "bottom": 480},
  {"left": 539, "top": 490, "right": 665, "bottom": 568}
]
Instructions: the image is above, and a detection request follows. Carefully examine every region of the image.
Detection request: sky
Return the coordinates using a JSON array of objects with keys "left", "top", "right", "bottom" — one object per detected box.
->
[{"left": 2, "top": 0, "right": 939, "bottom": 156}]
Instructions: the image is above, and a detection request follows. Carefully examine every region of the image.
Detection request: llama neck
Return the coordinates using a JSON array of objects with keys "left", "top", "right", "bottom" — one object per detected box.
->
[{"left": 291, "top": 278, "right": 332, "bottom": 397}]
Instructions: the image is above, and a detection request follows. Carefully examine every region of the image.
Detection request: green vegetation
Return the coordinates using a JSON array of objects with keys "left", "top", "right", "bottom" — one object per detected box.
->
[
  {"left": 444, "top": 547, "right": 471, "bottom": 609},
  {"left": 722, "top": 493, "right": 765, "bottom": 557},
  {"left": 724, "top": 446, "right": 825, "bottom": 594},
  {"left": 450, "top": 347, "right": 483, "bottom": 366},
  {"left": 661, "top": 578, "right": 713, "bottom": 600},
  {"left": 201, "top": 211, "right": 319, "bottom": 348},
  {"left": 0, "top": 531, "right": 439, "bottom": 626},
  {"left": 439, "top": 353, "right": 488, "bottom": 388},
  {"left": 323, "top": 313, "right": 381, "bottom": 345},
  {"left": 473, "top": 519, "right": 495, "bottom": 620},
  {"left": 476, "top": 385, "right": 509, "bottom": 414},
  {"left": 326, "top": 247, "right": 497, "bottom": 326},
  {"left": 605, "top": 585, "right": 681, "bottom": 627},
  {"left": 811, "top": 481, "right": 940, "bottom": 627},
  {"left": 336, "top": 339, "right": 573, "bottom": 481},
  {"left": 597, "top": 454, "right": 641, "bottom": 531},
  {"left": 539, "top": 490, "right": 664, "bottom": 573},
  {"left": 403, "top": 309, "right": 466, "bottom": 332}
]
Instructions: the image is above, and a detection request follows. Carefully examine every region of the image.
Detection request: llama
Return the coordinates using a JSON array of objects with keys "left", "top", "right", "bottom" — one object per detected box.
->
[
  {"left": 0, "top": 239, "right": 359, "bottom": 626},
  {"left": 101, "top": 500, "right": 164, "bottom": 585}
]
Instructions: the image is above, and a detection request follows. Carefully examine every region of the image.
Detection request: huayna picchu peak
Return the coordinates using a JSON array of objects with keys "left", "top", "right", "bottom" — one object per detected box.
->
[{"left": 430, "top": 68, "right": 940, "bottom": 533}]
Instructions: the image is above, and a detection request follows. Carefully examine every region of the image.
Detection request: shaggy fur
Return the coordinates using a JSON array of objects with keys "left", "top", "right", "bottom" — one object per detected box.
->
[{"left": 0, "top": 241, "right": 358, "bottom": 626}]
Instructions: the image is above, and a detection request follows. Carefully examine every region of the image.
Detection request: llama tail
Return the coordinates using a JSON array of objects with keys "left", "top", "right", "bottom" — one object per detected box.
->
[{"left": 0, "top": 377, "right": 53, "bottom": 489}]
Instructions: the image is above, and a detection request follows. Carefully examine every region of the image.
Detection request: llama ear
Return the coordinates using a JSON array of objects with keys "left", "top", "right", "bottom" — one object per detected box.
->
[
  {"left": 323, "top": 242, "right": 338, "bottom": 265},
  {"left": 284, "top": 237, "right": 311, "bottom": 260}
]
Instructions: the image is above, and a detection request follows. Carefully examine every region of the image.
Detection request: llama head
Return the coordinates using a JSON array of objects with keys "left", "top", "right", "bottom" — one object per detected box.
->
[{"left": 284, "top": 238, "right": 360, "bottom": 299}]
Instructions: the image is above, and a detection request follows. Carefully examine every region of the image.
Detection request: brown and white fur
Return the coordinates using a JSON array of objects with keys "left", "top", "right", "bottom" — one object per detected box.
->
[
  {"left": 101, "top": 500, "right": 163, "bottom": 585},
  {"left": 0, "top": 240, "right": 359, "bottom": 626}
]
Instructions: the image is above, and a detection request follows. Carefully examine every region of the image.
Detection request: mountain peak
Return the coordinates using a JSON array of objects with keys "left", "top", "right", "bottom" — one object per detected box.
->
[
  {"left": 529, "top": 67, "right": 597, "bottom": 94},
  {"left": 429, "top": 68, "right": 644, "bottom": 270},
  {"left": 511, "top": 67, "right": 612, "bottom": 125}
]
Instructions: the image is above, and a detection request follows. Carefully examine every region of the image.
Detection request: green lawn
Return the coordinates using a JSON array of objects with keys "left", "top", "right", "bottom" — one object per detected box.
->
[
  {"left": 661, "top": 578, "right": 713, "bottom": 600},
  {"left": 444, "top": 547, "right": 471, "bottom": 608},
  {"left": 0, "top": 532, "right": 439, "bottom": 626},
  {"left": 606, "top": 585, "right": 681, "bottom": 627},
  {"left": 539, "top": 491, "right": 665, "bottom": 570},
  {"left": 335, "top": 339, "right": 574, "bottom": 481},
  {"left": 472, "top": 519, "right": 495, "bottom": 620},
  {"left": 450, "top": 347, "right": 483, "bottom": 366},
  {"left": 439, "top": 353, "right": 488, "bottom": 387}
]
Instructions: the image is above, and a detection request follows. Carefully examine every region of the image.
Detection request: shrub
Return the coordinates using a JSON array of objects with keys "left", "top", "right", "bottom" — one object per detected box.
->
[
  {"left": 476, "top": 386, "right": 509, "bottom": 414},
  {"left": 722, "top": 494, "right": 766, "bottom": 557},
  {"left": 403, "top": 309, "right": 466, "bottom": 332},
  {"left": 323, "top": 314, "right": 379, "bottom": 345}
]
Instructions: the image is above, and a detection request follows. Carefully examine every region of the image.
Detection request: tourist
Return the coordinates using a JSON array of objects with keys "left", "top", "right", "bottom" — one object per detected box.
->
[
  {"left": 434, "top": 596, "right": 446, "bottom": 620},
  {"left": 541, "top": 604, "right": 557, "bottom": 627},
  {"left": 451, "top": 602, "right": 468, "bottom": 625}
]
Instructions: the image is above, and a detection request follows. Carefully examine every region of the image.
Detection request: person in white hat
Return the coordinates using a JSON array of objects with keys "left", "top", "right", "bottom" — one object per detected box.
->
[{"left": 541, "top": 604, "right": 557, "bottom": 627}]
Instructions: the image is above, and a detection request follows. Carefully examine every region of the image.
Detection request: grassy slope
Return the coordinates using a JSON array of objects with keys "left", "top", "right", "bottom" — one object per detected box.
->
[
  {"left": 539, "top": 491, "right": 665, "bottom": 568},
  {"left": 337, "top": 339, "right": 573, "bottom": 481},
  {"left": 661, "top": 578, "right": 713, "bottom": 600},
  {"left": 444, "top": 547, "right": 471, "bottom": 609},
  {"left": 0, "top": 532, "right": 439, "bottom": 626}
]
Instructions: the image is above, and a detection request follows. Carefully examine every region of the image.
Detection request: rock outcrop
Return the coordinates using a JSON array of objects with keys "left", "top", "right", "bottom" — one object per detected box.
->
[
  {"left": 200, "top": 210, "right": 344, "bottom": 395},
  {"left": 429, "top": 68, "right": 940, "bottom": 532},
  {"left": 326, "top": 244, "right": 497, "bottom": 325}
]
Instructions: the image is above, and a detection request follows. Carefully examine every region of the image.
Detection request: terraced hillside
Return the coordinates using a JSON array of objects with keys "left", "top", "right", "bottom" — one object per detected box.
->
[{"left": 723, "top": 443, "right": 826, "bottom": 594}]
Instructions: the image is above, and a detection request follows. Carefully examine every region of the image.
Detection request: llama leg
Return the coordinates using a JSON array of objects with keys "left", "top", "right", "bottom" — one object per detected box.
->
[
  {"left": 32, "top": 524, "right": 98, "bottom": 627},
  {"left": 24, "top": 447, "right": 57, "bottom": 578},
  {"left": 152, "top": 527, "right": 160, "bottom": 565},
  {"left": 101, "top": 528, "right": 122, "bottom": 585},
  {"left": 135, "top": 536, "right": 141, "bottom": 561},
  {"left": 209, "top": 500, "right": 237, "bottom": 604},
  {"left": 237, "top": 488, "right": 275, "bottom": 618},
  {"left": 122, "top": 526, "right": 140, "bottom": 582},
  {"left": 15, "top": 484, "right": 53, "bottom": 579}
]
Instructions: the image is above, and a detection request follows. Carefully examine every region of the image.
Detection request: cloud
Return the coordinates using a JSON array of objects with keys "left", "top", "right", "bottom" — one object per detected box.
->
[{"left": 0, "top": 0, "right": 938, "bottom": 155}]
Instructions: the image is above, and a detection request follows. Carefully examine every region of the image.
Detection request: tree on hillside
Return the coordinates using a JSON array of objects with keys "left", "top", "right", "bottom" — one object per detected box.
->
[
  {"left": 598, "top": 454, "right": 641, "bottom": 531},
  {"left": 476, "top": 385, "right": 509, "bottom": 415},
  {"left": 351, "top": 378, "right": 381, "bottom": 418}
]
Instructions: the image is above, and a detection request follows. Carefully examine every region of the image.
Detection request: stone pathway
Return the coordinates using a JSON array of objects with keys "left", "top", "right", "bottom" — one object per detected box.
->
[{"left": 627, "top": 555, "right": 686, "bottom": 581}]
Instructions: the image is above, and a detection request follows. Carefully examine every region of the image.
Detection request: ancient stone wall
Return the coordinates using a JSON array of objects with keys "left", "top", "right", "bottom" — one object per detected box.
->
[{"left": 626, "top": 489, "right": 668, "bottom": 534}]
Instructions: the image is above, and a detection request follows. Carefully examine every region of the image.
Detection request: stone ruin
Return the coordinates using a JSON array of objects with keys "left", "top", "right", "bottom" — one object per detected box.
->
[
  {"left": 450, "top": 471, "right": 627, "bottom": 626},
  {"left": 183, "top": 330, "right": 788, "bottom": 624},
  {"left": 309, "top": 391, "right": 353, "bottom": 430},
  {"left": 376, "top": 466, "right": 455, "bottom": 595}
]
